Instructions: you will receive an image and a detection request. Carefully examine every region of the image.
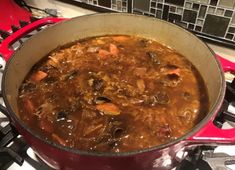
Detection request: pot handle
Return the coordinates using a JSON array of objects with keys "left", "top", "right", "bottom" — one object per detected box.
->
[
  {"left": 217, "top": 54, "right": 235, "bottom": 72},
  {"left": 0, "top": 17, "right": 67, "bottom": 61},
  {"left": 187, "top": 55, "right": 235, "bottom": 144},
  {"left": 187, "top": 119, "right": 235, "bottom": 144}
]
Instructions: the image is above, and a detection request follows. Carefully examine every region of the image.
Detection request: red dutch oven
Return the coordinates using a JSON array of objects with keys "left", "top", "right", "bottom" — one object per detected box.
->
[{"left": 0, "top": 13, "right": 235, "bottom": 170}]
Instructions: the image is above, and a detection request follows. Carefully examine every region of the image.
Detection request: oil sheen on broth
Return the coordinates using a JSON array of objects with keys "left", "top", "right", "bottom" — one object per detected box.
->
[{"left": 18, "top": 35, "right": 209, "bottom": 153}]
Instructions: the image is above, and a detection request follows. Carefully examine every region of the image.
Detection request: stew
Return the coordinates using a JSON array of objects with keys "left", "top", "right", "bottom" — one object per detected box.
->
[{"left": 17, "top": 35, "right": 209, "bottom": 153}]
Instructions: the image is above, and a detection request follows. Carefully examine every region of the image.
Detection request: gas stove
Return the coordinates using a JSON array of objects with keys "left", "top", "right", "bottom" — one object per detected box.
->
[{"left": 1, "top": 1, "right": 235, "bottom": 170}]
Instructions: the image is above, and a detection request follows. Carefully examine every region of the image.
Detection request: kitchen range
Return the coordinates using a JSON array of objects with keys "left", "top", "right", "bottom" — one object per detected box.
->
[{"left": 0, "top": 0, "right": 235, "bottom": 170}]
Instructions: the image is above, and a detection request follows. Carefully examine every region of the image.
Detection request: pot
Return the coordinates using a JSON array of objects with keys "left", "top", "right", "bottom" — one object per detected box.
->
[{"left": 0, "top": 13, "right": 235, "bottom": 170}]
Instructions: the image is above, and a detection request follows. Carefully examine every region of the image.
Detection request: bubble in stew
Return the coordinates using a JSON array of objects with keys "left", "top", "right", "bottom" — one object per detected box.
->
[{"left": 18, "top": 35, "right": 209, "bottom": 152}]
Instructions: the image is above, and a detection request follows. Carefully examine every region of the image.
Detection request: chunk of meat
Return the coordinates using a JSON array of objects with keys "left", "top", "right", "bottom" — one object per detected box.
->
[
  {"left": 109, "top": 43, "right": 119, "bottom": 56},
  {"left": 160, "top": 64, "right": 180, "bottom": 76},
  {"left": 136, "top": 79, "right": 145, "bottom": 93},
  {"left": 24, "top": 98, "right": 36, "bottom": 114},
  {"left": 92, "top": 78, "right": 104, "bottom": 91},
  {"left": 30, "top": 71, "right": 48, "bottom": 82},
  {"left": 161, "top": 73, "right": 181, "bottom": 87},
  {"left": 98, "top": 49, "right": 110, "bottom": 59},
  {"left": 96, "top": 103, "right": 121, "bottom": 116},
  {"left": 147, "top": 51, "right": 160, "bottom": 64}
]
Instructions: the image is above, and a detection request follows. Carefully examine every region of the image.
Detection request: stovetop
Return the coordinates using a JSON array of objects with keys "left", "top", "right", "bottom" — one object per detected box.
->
[{"left": 1, "top": 1, "right": 235, "bottom": 170}]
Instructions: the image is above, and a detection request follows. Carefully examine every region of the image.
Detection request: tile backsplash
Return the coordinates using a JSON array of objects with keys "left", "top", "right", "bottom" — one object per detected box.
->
[{"left": 73, "top": 0, "right": 235, "bottom": 47}]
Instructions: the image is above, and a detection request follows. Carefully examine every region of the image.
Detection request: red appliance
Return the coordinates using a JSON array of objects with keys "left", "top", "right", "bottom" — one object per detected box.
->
[{"left": 0, "top": 0, "right": 31, "bottom": 31}]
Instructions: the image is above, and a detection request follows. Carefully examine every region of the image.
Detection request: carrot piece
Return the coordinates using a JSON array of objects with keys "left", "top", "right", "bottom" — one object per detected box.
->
[
  {"left": 98, "top": 49, "right": 110, "bottom": 59},
  {"left": 39, "top": 119, "right": 54, "bottom": 133},
  {"left": 52, "top": 133, "right": 66, "bottom": 146},
  {"left": 24, "top": 98, "right": 36, "bottom": 114},
  {"left": 112, "top": 36, "right": 129, "bottom": 42},
  {"left": 135, "top": 67, "right": 147, "bottom": 76},
  {"left": 96, "top": 39, "right": 105, "bottom": 45},
  {"left": 109, "top": 43, "right": 119, "bottom": 56},
  {"left": 31, "top": 71, "right": 48, "bottom": 82},
  {"left": 96, "top": 103, "right": 121, "bottom": 116},
  {"left": 136, "top": 79, "right": 145, "bottom": 93},
  {"left": 166, "top": 68, "right": 180, "bottom": 76}
]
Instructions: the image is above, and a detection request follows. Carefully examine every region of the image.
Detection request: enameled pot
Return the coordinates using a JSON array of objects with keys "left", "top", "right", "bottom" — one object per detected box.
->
[{"left": 1, "top": 13, "right": 235, "bottom": 170}]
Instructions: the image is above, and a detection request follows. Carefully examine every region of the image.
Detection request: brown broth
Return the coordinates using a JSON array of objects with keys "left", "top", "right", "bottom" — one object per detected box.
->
[{"left": 17, "top": 35, "right": 209, "bottom": 152}]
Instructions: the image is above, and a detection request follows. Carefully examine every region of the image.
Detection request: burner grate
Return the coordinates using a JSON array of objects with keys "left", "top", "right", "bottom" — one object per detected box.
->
[{"left": 0, "top": 123, "right": 24, "bottom": 168}]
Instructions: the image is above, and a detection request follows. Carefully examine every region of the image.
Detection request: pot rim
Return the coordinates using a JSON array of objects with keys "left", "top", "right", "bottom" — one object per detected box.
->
[{"left": 2, "top": 13, "right": 226, "bottom": 157}]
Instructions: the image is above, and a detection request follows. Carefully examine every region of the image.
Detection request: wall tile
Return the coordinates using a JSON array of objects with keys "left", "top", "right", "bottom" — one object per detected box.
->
[
  {"left": 218, "top": 0, "right": 235, "bottom": 8},
  {"left": 187, "top": 0, "right": 209, "bottom": 4},
  {"left": 156, "top": 10, "right": 162, "bottom": 18},
  {"left": 163, "top": 5, "right": 170, "bottom": 20},
  {"left": 170, "top": 6, "right": 176, "bottom": 12},
  {"left": 192, "top": 3, "right": 200, "bottom": 10},
  {"left": 208, "top": 7, "right": 215, "bottom": 14},
  {"left": 232, "top": 14, "right": 235, "bottom": 24},
  {"left": 168, "top": 13, "right": 182, "bottom": 22},
  {"left": 112, "top": 5, "right": 117, "bottom": 10},
  {"left": 98, "top": 0, "right": 111, "bottom": 8},
  {"left": 198, "top": 5, "right": 207, "bottom": 18},
  {"left": 228, "top": 27, "right": 235, "bottom": 33},
  {"left": 195, "top": 25, "right": 202, "bottom": 31},
  {"left": 151, "top": 1, "right": 157, "bottom": 8},
  {"left": 210, "top": 0, "right": 218, "bottom": 6},
  {"left": 226, "top": 33, "right": 234, "bottom": 40},
  {"left": 157, "top": 3, "right": 163, "bottom": 9},
  {"left": 216, "top": 8, "right": 224, "bottom": 16},
  {"left": 185, "top": 2, "right": 192, "bottom": 9},
  {"left": 133, "top": 0, "right": 150, "bottom": 11},
  {"left": 175, "top": 21, "right": 188, "bottom": 28},
  {"left": 203, "top": 14, "right": 230, "bottom": 37},
  {"left": 117, "top": 0, "right": 122, "bottom": 10},
  {"left": 122, "top": 1, "right": 127, "bottom": 7},
  {"left": 196, "top": 19, "right": 204, "bottom": 26},
  {"left": 165, "top": 0, "right": 185, "bottom": 6},
  {"left": 224, "top": 10, "right": 233, "bottom": 17},
  {"left": 176, "top": 7, "right": 183, "bottom": 14},
  {"left": 133, "top": 10, "right": 143, "bottom": 14},
  {"left": 151, "top": 8, "right": 156, "bottom": 14},
  {"left": 183, "top": 9, "right": 197, "bottom": 23},
  {"left": 188, "top": 23, "right": 195, "bottom": 29}
]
